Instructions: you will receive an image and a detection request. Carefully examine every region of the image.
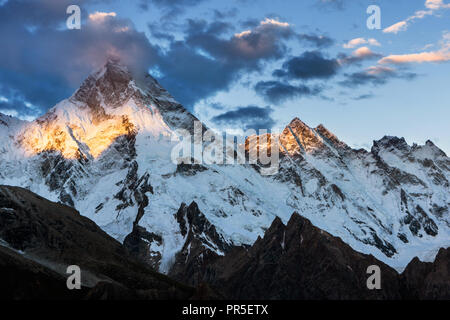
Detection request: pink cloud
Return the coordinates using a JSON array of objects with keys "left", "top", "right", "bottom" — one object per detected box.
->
[
  {"left": 343, "top": 38, "right": 380, "bottom": 49},
  {"left": 379, "top": 51, "right": 450, "bottom": 64},
  {"left": 383, "top": 21, "right": 408, "bottom": 34},
  {"left": 353, "top": 47, "right": 375, "bottom": 57},
  {"left": 383, "top": 0, "right": 450, "bottom": 34},
  {"left": 380, "top": 32, "right": 450, "bottom": 64},
  {"left": 88, "top": 11, "right": 117, "bottom": 22}
]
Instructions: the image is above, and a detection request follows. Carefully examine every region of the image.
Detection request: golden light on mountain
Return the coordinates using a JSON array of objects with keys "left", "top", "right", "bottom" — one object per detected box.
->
[
  {"left": 244, "top": 118, "right": 327, "bottom": 158},
  {"left": 19, "top": 115, "right": 135, "bottom": 159}
]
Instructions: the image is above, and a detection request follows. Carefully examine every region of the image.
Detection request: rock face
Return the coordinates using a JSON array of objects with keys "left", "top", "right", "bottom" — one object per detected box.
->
[
  {"left": 0, "top": 185, "right": 197, "bottom": 300},
  {"left": 1, "top": 185, "right": 448, "bottom": 300},
  {"left": 169, "top": 202, "right": 232, "bottom": 285},
  {"left": 186, "top": 213, "right": 402, "bottom": 300},
  {"left": 401, "top": 247, "right": 450, "bottom": 300},
  {"left": 0, "top": 58, "right": 449, "bottom": 276},
  {"left": 123, "top": 225, "right": 163, "bottom": 270},
  {"left": 172, "top": 213, "right": 449, "bottom": 300},
  {"left": 0, "top": 245, "right": 88, "bottom": 300}
]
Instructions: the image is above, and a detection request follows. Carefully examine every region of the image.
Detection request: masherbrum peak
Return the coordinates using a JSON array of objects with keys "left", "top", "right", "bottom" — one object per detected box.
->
[
  {"left": 0, "top": 59, "right": 448, "bottom": 274},
  {"left": 17, "top": 58, "right": 200, "bottom": 160}
]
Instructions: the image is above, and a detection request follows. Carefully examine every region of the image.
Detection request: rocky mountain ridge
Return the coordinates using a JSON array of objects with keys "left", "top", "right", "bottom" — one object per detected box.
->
[
  {"left": 0, "top": 59, "right": 448, "bottom": 275},
  {"left": 1, "top": 185, "right": 448, "bottom": 299}
]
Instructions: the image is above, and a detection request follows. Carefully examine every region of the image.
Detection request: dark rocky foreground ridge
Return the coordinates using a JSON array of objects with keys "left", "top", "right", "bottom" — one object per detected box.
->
[
  {"left": 170, "top": 206, "right": 450, "bottom": 300},
  {"left": 0, "top": 185, "right": 448, "bottom": 300},
  {"left": 0, "top": 185, "right": 199, "bottom": 300}
]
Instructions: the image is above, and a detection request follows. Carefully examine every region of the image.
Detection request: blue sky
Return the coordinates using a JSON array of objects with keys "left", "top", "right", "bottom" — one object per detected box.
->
[{"left": 0, "top": 0, "right": 449, "bottom": 153}]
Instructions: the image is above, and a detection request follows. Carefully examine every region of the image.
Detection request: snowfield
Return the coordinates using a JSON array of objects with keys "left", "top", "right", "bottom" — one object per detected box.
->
[{"left": 0, "top": 60, "right": 448, "bottom": 273}]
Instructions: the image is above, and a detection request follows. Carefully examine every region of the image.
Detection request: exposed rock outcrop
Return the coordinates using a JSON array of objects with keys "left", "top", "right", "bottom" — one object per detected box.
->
[
  {"left": 401, "top": 247, "right": 450, "bottom": 300},
  {"left": 171, "top": 212, "right": 449, "bottom": 300},
  {"left": 0, "top": 185, "right": 197, "bottom": 300},
  {"left": 169, "top": 202, "right": 233, "bottom": 286}
]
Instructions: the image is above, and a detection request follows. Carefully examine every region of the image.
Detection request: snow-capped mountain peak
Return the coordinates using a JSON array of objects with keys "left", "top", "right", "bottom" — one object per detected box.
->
[
  {"left": 281, "top": 117, "right": 325, "bottom": 154},
  {"left": 0, "top": 59, "right": 448, "bottom": 275},
  {"left": 17, "top": 59, "right": 178, "bottom": 160},
  {"left": 315, "top": 123, "right": 348, "bottom": 150}
]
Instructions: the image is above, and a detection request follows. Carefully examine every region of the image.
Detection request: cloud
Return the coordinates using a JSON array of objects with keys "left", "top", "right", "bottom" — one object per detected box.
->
[
  {"left": 139, "top": 0, "right": 205, "bottom": 17},
  {"left": 338, "top": 47, "right": 383, "bottom": 65},
  {"left": 88, "top": 11, "right": 117, "bottom": 22},
  {"left": 353, "top": 93, "right": 375, "bottom": 100},
  {"left": 425, "top": 0, "right": 450, "bottom": 10},
  {"left": 383, "top": 0, "right": 450, "bottom": 34},
  {"left": 211, "top": 105, "right": 276, "bottom": 131},
  {"left": 260, "top": 45, "right": 392, "bottom": 103},
  {"left": 343, "top": 37, "right": 380, "bottom": 49},
  {"left": 298, "top": 33, "right": 334, "bottom": 48},
  {"left": 154, "top": 17, "right": 296, "bottom": 107},
  {"left": 315, "top": 0, "right": 345, "bottom": 11},
  {"left": 1, "top": 0, "right": 343, "bottom": 117},
  {"left": 184, "top": 17, "right": 293, "bottom": 62},
  {"left": 0, "top": 1, "right": 301, "bottom": 118},
  {"left": 353, "top": 47, "right": 379, "bottom": 57},
  {"left": 158, "top": 19, "right": 334, "bottom": 106},
  {"left": 383, "top": 21, "right": 408, "bottom": 34},
  {"left": 340, "top": 66, "right": 417, "bottom": 87},
  {"left": 154, "top": 40, "right": 242, "bottom": 108},
  {"left": 254, "top": 81, "right": 322, "bottom": 104},
  {"left": 273, "top": 51, "right": 340, "bottom": 80},
  {"left": 0, "top": 0, "right": 158, "bottom": 116},
  {"left": 379, "top": 51, "right": 450, "bottom": 64},
  {"left": 213, "top": 8, "right": 238, "bottom": 20},
  {"left": 260, "top": 17, "right": 290, "bottom": 28},
  {"left": 379, "top": 32, "right": 450, "bottom": 64},
  {"left": 0, "top": 94, "right": 41, "bottom": 121}
]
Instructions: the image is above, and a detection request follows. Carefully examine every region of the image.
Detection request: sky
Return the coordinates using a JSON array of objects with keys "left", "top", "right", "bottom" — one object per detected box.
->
[{"left": 0, "top": 0, "right": 449, "bottom": 153}]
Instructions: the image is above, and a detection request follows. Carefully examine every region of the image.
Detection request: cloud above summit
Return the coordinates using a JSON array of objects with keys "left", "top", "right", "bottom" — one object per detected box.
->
[
  {"left": 0, "top": 0, "right": 307, "bottom": 115},
  {"left": 0, "top": 0, "right": 447, "bottom": 146},
  {"left": 0, "top": 0, "right": 158, "bottom": 116}
]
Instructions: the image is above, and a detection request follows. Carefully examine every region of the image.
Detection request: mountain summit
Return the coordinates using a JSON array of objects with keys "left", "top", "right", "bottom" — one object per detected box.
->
[
  {"left": 0, "top": 60, "right": 449, "bottom": 274},
  {"left": 16, "top": 59, "right": 199, "bottom": 160}
]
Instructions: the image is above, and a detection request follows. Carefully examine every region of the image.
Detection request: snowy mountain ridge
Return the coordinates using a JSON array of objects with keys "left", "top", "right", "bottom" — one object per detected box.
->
[{"left": 0, "top": 59, "right": 448, "bottom": 273}]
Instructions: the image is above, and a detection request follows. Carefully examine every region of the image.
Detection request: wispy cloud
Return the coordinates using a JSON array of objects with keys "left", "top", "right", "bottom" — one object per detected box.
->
[
  {"left": 379, "top": 31, "right": 450, "bottom": 64},
  {"left": 379, "top": 51, "right": 450, "bottom": 64},
  {"left": 338, "top": 47, "right": 383, "bottom": 65},
  {"left": 254, "top": 80, "right": 322, "bottom": 104},
  {"left": 211, "top": 105, "right": 276, "bottom": 131},
  {"left": 340, "top": 65, "right": 417, "bottom": 87},
  {"left": 315, "top": 0, "right": 345, "bottom": 11},
  {"left": 383, "top": 0, "right": 450, "bottom": 34},
  {"left": 88, "top": 11, "right": 117, "bottom": 22},
  {"left": 343, "top": 37, "right": 380, "bottom": 49},
  {"left": 273, "top": 51, "right": 340, "bottom": 80},
  {"left": 383, "top": 21, "right": 408, "bottom": 34},
  {"left": 260, "top": 18, "right": 290, "bottom": 28}
]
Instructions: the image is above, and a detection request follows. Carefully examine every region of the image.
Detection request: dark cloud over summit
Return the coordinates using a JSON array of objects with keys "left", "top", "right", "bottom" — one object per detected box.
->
[
  {"left": 0, "top": 0, "right": 158, "bottom": 116},
  {"left": 0, "top": 0, "right": 425, "bottom": 124},
  {"left": 211, "top": 105, "right": 276, "bottom": 131},
  {"left": 155, "top": 17, "right": 297, "bottom": 108},
  {"left": 255, "top": 81, "right": 322, "bottom": 104},
  {"left": 340, "top": 66, "right": 417, "bottom": 88},
  {"left": 273, "top": 51, "right": 340, "bottom": 80},
  {"left": 298, "top": 33, "right": 334, "bottom": 48}
]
